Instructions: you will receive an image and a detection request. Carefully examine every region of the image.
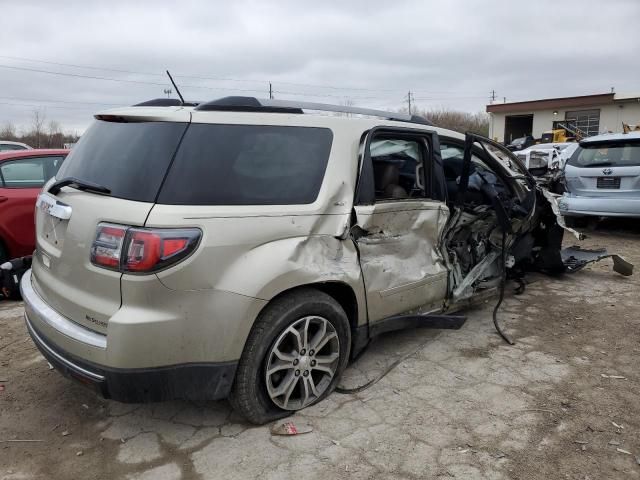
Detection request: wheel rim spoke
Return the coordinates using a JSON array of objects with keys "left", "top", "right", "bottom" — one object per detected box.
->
[
  {"left": 287, "top": 325, "right": 304, "bottom": 353},
  {"left": 313, "top": 331, "right": 337, "bottom": 353},
  {"left": 266, "top": 361, "right": 292, "bottom": 377},
  {"left": 314, "top": 352, "right": 339, "bottom": 364},
  {"left": 305, "top": 375, "right": 319, "bottom": 397},
  {"left": 302, "top": 317, "right": 311, "bottom": 350},
  {"left": 282, "top": 374, "right": 300, "bottom": 409},
  {"left": 273, "top": 346, "right": 296, "bottom": 363},
  {"left": 269, "top": 370, "right": 297, "bottom": 398},
  {"left": 309, "top": 319, "right": 327, "bottom": 350},
  {"left": 312, "top": 364, "right": 334, "bottom": 378}
]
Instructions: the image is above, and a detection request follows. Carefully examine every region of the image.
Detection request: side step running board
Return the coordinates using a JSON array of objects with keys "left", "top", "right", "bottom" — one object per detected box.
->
[{"left": 369, "top": 314, "right": 467, "bottom": 338}]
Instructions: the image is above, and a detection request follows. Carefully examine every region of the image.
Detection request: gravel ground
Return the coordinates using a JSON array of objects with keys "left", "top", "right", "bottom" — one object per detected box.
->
[{"left": 1, "top": 223, "right": 639, "bottom": 480}]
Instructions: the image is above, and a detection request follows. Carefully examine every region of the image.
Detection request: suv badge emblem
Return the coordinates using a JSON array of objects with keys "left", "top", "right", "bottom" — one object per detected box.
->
[{"left": 602, "top": 168, "right": 613, "bottom": 175}]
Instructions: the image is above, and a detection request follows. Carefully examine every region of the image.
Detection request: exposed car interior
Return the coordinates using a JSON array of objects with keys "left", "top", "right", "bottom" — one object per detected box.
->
[
  {"left": 370, "top": 138, "right": 423, "bottom": 200},
  {"left": 368, "top": 134, "right": 529, "bottom": 301}
]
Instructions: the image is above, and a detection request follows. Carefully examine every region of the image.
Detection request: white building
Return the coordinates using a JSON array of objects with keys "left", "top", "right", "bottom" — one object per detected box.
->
[{"left": 487, "top": 92, "right": 640, "bottom": 143}]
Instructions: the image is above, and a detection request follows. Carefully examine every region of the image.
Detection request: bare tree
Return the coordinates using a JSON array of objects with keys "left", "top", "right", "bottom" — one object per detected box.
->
[
  {"left": 0, "top": 121, "right": 17, "bottom": 141},
  {"left": 2, "top": 115, "right": 79, "bottom": 148},
  {"left": 47, "top": 120, "right": 63, "bottom": 148},
  {"left": 419, "top": 108, "right": 490, "bottom": 136},
  {"left": 30, "top": 109, "right": 47, "bottom": 148}
]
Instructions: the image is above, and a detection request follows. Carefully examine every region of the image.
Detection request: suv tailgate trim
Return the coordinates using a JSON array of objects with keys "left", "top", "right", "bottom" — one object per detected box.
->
[{"left": 21, "top": 270, "right": 107, "bottom": 349}]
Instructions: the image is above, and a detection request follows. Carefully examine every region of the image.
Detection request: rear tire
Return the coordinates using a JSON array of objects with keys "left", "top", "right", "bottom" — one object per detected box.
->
[{"left": 229, "top": 288, "right": 351, "bottom": 425}]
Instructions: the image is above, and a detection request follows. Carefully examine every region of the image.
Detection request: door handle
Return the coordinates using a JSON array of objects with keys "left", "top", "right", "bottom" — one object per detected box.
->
[{"left": 0, "top": 196, "right": 7, "bottom": 203}]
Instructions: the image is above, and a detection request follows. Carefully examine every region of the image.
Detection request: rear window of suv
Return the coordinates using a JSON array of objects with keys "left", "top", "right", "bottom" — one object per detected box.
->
[
  {"left": 56, "top": 120, "right": 188, "bottom": 202},
  {"left": 157, "top": 124, "right": 333, "bottom": 205},
  {"left": 568, "top": 140, "right": 640, "bottom": 168}
]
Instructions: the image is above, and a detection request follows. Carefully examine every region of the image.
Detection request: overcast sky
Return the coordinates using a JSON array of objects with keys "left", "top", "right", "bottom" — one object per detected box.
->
[{"left": 1, "top": 0, "right": 638, "bottom": 134}]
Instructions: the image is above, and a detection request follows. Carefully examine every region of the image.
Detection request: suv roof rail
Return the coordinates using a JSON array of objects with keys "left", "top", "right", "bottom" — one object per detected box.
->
[
  {"left": 133, "top": 98, "right": 201, "bottom": 107},
  {"left": 194, "top": 96, "right": 433, "bottom": 125}
]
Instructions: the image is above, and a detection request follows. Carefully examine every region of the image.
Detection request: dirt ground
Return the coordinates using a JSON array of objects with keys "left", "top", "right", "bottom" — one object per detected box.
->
[{"left": 1, "top": 222, "right": 639, "bottom": 480}]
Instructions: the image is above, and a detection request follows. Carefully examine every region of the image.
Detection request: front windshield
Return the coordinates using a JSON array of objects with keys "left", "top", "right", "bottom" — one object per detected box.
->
[
  {"left": 511, "top": 137, "right": 525, "bottom": 145},
  {"left": 567, "top": 141, "right": 640, "bottom": 168}
]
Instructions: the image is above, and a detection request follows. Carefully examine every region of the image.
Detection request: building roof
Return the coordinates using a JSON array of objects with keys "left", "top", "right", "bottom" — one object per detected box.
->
[{"left": 486, "top": 93, "right": 615, "bottom": 114}]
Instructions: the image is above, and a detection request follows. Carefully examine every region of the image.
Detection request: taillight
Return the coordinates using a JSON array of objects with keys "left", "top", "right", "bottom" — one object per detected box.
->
[
  {"left": 91, "top": 223, "right": 201, "bottom": 274},
  {"left": 91, "top": 224, "right": 126, "bottom": 270}
]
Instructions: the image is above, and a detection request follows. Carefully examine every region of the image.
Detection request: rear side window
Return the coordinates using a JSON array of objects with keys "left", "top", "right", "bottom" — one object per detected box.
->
[
  {"left": 0, "top": 156, "right": 64, "bottom": 188},
  {"left": 568, "top": 141, "right": 640, "bottom": 168},
  {"left": 56, "top": 120, "right": 188, "bottom": 202},
  {"left": 158, "top": 124, "right": 333, "bottom": 205}
]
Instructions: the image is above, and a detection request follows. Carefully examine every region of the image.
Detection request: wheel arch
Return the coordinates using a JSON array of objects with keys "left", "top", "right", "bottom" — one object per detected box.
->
[{"left": 261, "top": 281, "right": 361, "bottom": 331}]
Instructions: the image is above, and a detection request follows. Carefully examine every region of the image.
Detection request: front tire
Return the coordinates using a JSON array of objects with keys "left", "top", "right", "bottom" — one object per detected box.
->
[{"left": 229, "top": 288, "right": 351, "bottom": 425}]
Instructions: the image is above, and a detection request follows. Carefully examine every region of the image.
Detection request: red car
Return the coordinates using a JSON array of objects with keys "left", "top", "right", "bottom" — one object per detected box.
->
[{"left": 0, "top": 149, "right": 68, "bottom": 262}]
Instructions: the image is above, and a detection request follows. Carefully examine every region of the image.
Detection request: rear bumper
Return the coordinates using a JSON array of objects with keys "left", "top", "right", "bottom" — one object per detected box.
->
[
  {"left": 21, "top": 269, "right": 239, "bottom": 402},
  {"left": 25, "top": 313, "right": 237, "bottom": 402},
  {"left": 558, "top": 195, "right": 640, "bottom": 218}
]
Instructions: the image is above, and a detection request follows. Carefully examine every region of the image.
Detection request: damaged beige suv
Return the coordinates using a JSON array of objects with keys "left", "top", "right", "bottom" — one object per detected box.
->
[{"left": 22, "top": 96, "right": 595, "bottom": 424}]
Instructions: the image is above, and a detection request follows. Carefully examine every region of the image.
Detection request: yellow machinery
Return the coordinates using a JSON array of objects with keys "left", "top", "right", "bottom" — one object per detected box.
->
[{"left": 540, "top": 129, "right": 573, "bottom": 143}]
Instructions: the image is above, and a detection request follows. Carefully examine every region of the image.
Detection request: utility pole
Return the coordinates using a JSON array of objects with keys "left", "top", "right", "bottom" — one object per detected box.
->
[
  {"left": 490, "top": 90, "right": 496, "bottom": 102},
  {"left": 406, "top": 91, "right": 414, "bottom": 115},
  {"left": 269, "top": 82, "right": 273, "bottom": 100},
  {"left": 163, "top": 88, "right": 172, "bottom": 98}
]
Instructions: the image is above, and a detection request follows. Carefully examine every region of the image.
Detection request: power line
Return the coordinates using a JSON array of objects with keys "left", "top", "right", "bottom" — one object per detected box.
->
[
  {"left": 0, "top": 95, "right": 121, "bottom": 106},
  {"left": 0, "top": 63, "right": 386, "bottom": 101},
  {"left": 0, "top": 64, "right": 269, "bottom": 93},
  {"left": 0, "top": 101, "right": 97, "bottom": 110},
  {"left": 413, "top": 95, "right": 488, "bottom": 101},
  {"left": 0, "top": 54, "right": 483, "bottom": 96}
]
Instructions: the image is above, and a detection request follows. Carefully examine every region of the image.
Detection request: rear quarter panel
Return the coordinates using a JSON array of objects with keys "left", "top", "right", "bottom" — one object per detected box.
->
[{"left": 145, "top": 120, "right": 368, "bottom": 326}]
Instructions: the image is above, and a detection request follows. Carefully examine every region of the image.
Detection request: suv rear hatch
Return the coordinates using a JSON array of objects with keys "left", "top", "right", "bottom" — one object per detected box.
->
[
  {"left": 32, "top": 112, "right": 190, "bottom": 334},
  {"left": 565, "top": 138, "right": 640, "bottom": 198}
]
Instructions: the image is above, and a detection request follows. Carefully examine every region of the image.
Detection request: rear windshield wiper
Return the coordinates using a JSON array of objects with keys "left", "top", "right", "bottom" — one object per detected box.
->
[{"left": 48, "top": 177, "right": 111, "bottom": 195}]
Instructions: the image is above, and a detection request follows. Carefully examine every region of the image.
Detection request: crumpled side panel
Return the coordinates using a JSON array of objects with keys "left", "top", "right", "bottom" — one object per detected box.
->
[{"left": 354, "top": 202, "right": 449, "bottom": 322}]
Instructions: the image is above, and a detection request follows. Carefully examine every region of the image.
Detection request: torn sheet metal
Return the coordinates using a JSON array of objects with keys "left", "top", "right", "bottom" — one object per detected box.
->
[
  {"left": 562, "top": 246, "right": 634, "bottom": 276},
  {"left": 452, "top": 250, "right": 500, "bottom": 301},
  {"left": 540, "top": 188, "right": 586, "bottom": 241}
]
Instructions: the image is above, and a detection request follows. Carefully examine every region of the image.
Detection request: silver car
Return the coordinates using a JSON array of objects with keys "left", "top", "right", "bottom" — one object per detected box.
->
[{"left": 560, "top": 132, "right": 640, "bottom": 217}]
